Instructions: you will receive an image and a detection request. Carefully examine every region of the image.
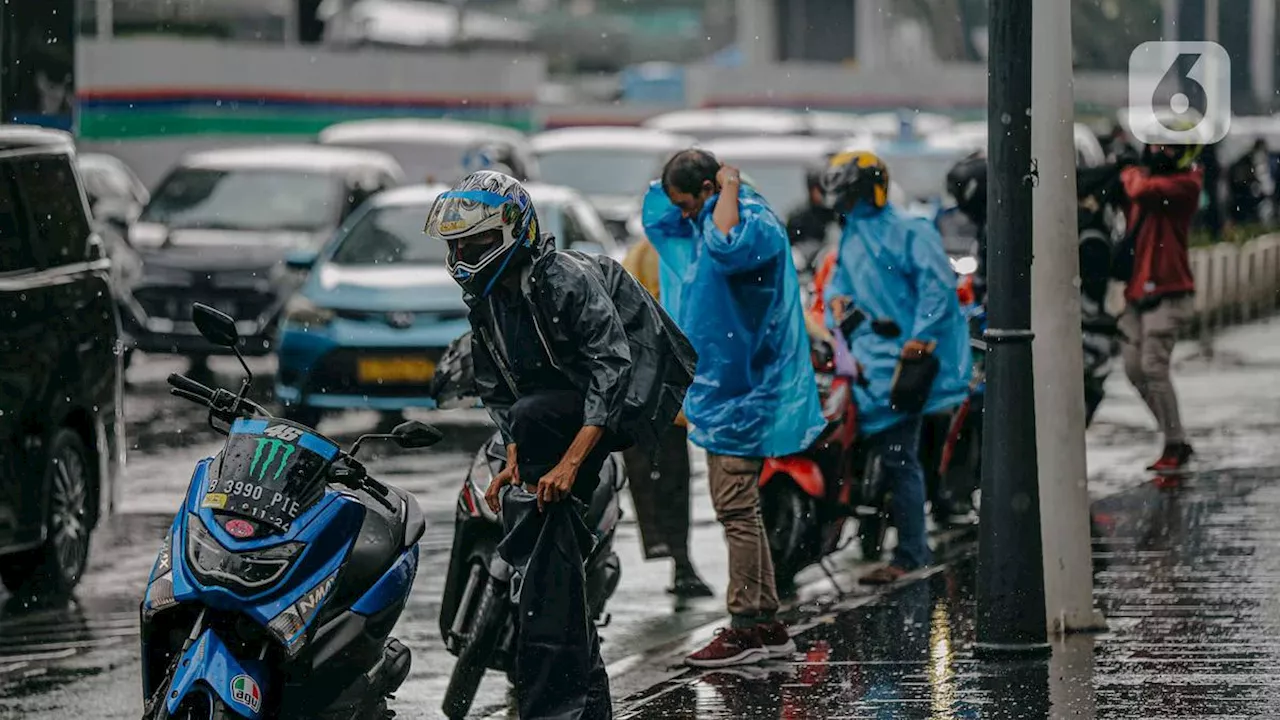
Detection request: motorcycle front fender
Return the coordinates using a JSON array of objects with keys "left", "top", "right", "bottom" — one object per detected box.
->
[
  {"left": 760, "top": 456, "right": 825, "bottom": 499},
  {"left": 166, "top": 628, "right": 269, "bottom": 719}
]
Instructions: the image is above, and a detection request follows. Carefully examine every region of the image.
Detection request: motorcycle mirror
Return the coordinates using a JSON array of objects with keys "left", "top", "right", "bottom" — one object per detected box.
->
[
  {"left": 391, "top": 420, "right": 444, "bottom": 449},
  {"left": 870, "top": 318, "right": 902, "bottom": 339},
  {"left": 192, "top": 302, "right": 255, "bottom": 402},
  {"left": 193, "top": 303, "right": 239, "bottom": 348}
]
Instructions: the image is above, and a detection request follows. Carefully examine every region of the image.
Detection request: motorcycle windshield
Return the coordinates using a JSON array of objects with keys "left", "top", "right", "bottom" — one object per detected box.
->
[{"left": 201, "top": 418, "right": 341, "bottom": 533}]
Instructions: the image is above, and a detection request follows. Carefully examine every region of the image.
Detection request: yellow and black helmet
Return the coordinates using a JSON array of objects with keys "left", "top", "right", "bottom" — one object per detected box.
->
[{"left": 820, "top": 150, "right": 890, "bottom": 213}]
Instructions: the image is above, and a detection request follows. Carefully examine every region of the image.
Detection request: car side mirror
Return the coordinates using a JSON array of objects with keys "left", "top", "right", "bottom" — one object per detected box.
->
[
  {"left": 285, "top": 248, "right": 319, "bottom": 272},
  {"left": 391, "top": 420, "right": 444, "bottom": 449},
  {"left": 192, "top": 302, "right": 240, "bottom": 347}
]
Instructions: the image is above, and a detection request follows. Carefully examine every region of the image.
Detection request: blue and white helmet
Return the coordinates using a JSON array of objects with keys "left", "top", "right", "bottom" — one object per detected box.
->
[{"left": 423, "top": 170, "right": 540, "bottom": 297}]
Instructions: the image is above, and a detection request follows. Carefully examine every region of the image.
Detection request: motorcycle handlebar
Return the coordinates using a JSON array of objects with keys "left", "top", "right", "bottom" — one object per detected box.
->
[{"left": 167, "top": 373, "right": 214, "bottom": 401}]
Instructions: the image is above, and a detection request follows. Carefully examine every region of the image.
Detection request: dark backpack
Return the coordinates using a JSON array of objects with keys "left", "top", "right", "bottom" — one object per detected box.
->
[{"left": 509, "top": 250, "right": 697, "bottom": 451}]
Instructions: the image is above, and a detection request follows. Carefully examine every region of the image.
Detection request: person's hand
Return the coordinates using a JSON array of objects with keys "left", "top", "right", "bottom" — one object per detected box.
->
[
  {"left": 716, "top": 164, "right": 742, "bottom": 192},
  {"left": 901, "top": 339, "right": 931, "bottom": 360},
  {"left": 484, "top": 444, "right": 520, "bottom": 512},
  {"left": 485, "top": 465, "right": 518, "bottom": 513},
  {"left": 536, "top": 461, "right": 578, "bottom": 512},
  {"left": 829, "top": 295, "right": 851, "bottom": 323},
  {"left": 674, "top": 409, "right": 688, "bottom": 427}
]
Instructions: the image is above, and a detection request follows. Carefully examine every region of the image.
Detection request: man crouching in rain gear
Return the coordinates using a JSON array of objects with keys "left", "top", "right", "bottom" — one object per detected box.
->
[
  {"left": 819, "top": 151, "right": 971, "bottom": 585},
  {"left": 424, "top": 170, "right": 696, "bottom": 719},
  {"left": 642, "top": 149, "right": 826, "bottom": 668}
]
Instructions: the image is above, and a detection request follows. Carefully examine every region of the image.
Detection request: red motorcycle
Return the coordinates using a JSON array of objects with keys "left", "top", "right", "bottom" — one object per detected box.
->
[{"left": 758, "top": 311, "right": 890, "bottom": 595}]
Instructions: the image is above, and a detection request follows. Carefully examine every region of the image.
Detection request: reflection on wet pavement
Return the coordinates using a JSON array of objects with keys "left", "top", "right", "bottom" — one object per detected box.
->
[{"left": 618, "top": 465, "right": 1280, "bottom": 719}]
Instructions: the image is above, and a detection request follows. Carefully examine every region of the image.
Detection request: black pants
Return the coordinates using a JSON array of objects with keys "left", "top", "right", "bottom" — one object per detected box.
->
[
  {"left": 504, "top": 389, "right": 613, "bottom": 719},
  {"left": 509, "top": 388, "right": 613, "bottom": 505},
  {"left": 622, "top": 423, "right": 692, "bottom": 563}
]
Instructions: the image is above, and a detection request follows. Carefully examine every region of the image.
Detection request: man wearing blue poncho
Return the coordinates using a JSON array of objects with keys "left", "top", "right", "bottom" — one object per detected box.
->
[
  {"left": 818, "top": 150, "right": 971, "bottom": 585},
  {"left": 642, "top": 149, "right": 825, "bottom": 669}
]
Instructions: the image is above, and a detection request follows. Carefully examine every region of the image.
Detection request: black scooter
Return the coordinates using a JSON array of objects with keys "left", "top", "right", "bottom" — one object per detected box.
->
[{"left": 430, "top": 332, "right": 626, "bottom": 719}]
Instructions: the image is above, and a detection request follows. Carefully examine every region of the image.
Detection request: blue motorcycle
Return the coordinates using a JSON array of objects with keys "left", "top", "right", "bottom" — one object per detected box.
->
[{"left": 140, "top": 303, "right": 439, "bottom": 720}]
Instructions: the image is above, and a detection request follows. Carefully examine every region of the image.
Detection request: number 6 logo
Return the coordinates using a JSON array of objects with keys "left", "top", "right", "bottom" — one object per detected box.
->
[{"left": 1128, "top": 41, "right": 1231, "bottom": 145}]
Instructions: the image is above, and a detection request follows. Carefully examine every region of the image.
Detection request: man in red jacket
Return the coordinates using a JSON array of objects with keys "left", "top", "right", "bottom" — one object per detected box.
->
[{"left": 1119, "top": 141, "right": 1203, "bottom": 472}]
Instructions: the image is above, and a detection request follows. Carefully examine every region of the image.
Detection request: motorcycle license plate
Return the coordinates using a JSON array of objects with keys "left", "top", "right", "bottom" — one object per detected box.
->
[{"left": 357, "top": 356, "right": 435, "bottom": 383}]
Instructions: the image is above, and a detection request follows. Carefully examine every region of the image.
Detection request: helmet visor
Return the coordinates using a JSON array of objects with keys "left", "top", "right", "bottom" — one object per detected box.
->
[{"left": 447, "top": 228, "right": 505, "bottom": 270}]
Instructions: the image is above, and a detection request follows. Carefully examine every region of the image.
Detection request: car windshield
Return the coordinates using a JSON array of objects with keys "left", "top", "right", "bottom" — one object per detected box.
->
[
  {"left": 330, "top": 203, "right": 449, "bottom": 265},
  {"left": 139, "top": 167, "right": 343, "bottom": 234},
  {"left": 328, "top": 140, "right": 470, "bottom": 184},
  {"left": 536, "top": 149, "right": 667, "bottom": 197},
  {"left": 733, "top": 160, "right": 810, "bottom": 216}
]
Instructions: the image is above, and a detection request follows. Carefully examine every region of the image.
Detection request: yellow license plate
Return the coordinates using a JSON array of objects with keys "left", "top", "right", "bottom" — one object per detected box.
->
[{"left": 357, "top": 357, "right": 435, "bottom": 383}]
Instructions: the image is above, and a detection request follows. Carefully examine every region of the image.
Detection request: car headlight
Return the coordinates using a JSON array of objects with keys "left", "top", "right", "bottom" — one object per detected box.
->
[
  {"left": 186, "top": 516, "right": 304, "bottom": 594},
  {"left": 266, "top": 569, "right": 338, "bottom": 657},
  {"left": 284, "top": 295, "right": 335, "bottom": 330},
  {"left": 949, "top": 255, "right": 979, "bottom": 276}
]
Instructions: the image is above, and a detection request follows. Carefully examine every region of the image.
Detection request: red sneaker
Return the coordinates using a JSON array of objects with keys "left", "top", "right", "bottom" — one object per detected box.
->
[
  {"left": 756, "top": 621, "right": 797, "bottom": 659},
  {"left": 685, "top": 627, "right": 768, "bottom": 668},
  {"left": 1148, "top": 443, "right": 1194, "bottom": 473}
]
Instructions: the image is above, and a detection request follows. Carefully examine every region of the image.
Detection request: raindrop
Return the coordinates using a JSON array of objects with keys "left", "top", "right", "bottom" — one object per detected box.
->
[{"left": 1001, "top": 112, "right": 1012, "bottom": 125}]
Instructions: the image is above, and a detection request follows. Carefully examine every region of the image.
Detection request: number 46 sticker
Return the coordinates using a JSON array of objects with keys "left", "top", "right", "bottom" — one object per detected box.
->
[{"left": 264, "top": 424, "right": 303, "bottom": 442}]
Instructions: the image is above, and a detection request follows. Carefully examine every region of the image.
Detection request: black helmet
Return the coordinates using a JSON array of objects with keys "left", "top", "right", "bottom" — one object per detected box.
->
[
  {"left": 820, "top": 150, "right": 890, "bottom": 213},
  {"left": 946, "top": 151, "right": 987, "bottom": 225}
]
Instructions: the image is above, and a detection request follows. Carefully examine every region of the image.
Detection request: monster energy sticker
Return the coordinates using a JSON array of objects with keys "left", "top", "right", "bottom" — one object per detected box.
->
[{"left": 249, "top": 438, "right": 296, "bottom": 482}]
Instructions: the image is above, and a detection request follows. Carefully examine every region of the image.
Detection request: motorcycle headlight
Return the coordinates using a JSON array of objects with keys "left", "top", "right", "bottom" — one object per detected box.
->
[
  {"left": 284, "top": 295, "right": 335, "bottom": 330},
  {"left": 266, "top": 570, "right": 338, "bottom": 657},
  {"left": 186, "top": 517, "right": 304, "bottom": 594}
]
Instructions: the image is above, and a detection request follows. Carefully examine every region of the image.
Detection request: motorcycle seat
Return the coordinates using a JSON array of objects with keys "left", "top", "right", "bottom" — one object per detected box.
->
[{"left": 388, "top": 484, "right": 426, "bottom": 547}]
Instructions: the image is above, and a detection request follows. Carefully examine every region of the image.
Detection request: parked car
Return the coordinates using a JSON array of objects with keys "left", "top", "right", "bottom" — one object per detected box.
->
[
  {"left": 641, "top": 107, "right": 811, "bottom": 141},
  {"left": 76, "top": 152, "right": 150, "bottom": 232},
  {"left": 120, "top": 144, "right": 403, "bottom": 366},
  {"left": 317, "top": 118, "right": 538, "bottom": 185},
  {"left": 531, "top": 126, "right": 695, "bottom": 243},
  {"left": 0, "top": 126, "right": 123, "bottom": 596},
  {"left": 928, "top": 120, "right": 1108, "bottom": 168},
  {"left": 274, "top": 182, "right": 621, "bottom": 426},
  {"left": 701, "top": 134, "right": 907, "bottom": 218}
]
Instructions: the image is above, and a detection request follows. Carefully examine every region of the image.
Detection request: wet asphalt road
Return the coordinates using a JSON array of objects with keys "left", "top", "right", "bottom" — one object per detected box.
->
[{"left": 0, "top": 353, "right": 886, "bottom": 719}]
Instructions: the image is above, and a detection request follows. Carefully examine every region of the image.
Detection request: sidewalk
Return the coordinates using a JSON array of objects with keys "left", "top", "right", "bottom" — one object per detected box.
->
[{"left": 610, "top": 319, "right": 1280, "bottom": 719}]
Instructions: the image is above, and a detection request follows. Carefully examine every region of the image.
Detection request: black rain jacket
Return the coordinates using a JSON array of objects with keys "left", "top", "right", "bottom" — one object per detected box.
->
[{"left": 466, "top": 246, "right": 697, "bottom": 452}]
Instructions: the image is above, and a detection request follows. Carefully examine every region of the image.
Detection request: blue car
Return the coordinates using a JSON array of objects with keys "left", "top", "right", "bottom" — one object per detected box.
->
[{"left": 274, "top": 182, "right": 623, "bottom": 427}]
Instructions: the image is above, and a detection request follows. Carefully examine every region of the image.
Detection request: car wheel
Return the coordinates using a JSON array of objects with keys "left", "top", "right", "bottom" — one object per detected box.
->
[
  {"left": 282, "top": 405, "right": 324, "bottom": 430},
  {"left": 1, "top": 429, "right": 94, "bottom": 597}
]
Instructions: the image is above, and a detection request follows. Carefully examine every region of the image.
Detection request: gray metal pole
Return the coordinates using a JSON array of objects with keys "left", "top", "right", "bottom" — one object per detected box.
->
[
  {"left": 1031, "top": 0, "right": 1107, "bottom": 637},
  {"left": 96, "top": 0, "right": 113, "bottom": 40},
  {"left": 1162, "top": 0, "right": 1178, "bottom": 41},
  {"left": 1250, "top": 0, "right": 1275, "bottom": 113},
  {"left": 975, "top": 0, "right": 1050, "bottom": 657}
]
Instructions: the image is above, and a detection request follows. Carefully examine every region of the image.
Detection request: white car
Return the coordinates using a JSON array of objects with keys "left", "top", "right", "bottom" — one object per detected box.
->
[
  {"left": 928, "top": 120, "right": 1108, "bottom": 168},
  {"left": 318, "top": 118, "right": 539, "bottom": 185},
  {"left": 532, "top": 126, "right": 696, "bottom": 243},
  {"left": 641, "top": 107, "right": 811, "bottom": 141},
  {"left": 699, "top": 134, "right": 910, "bottom": 217}
]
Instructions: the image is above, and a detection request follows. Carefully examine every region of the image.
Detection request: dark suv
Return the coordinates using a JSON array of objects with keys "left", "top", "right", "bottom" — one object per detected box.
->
[{"left": 0, "top": 127, "right": 124, "bottom": 596}]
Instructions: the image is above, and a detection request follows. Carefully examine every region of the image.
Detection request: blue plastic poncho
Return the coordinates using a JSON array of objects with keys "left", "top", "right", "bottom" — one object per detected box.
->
[
  {"left": 823, "top": 203, "right": 971, "bottom": 437},
  {"left": 641, "top": 181, "right": 825, "bottom": 459}
]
